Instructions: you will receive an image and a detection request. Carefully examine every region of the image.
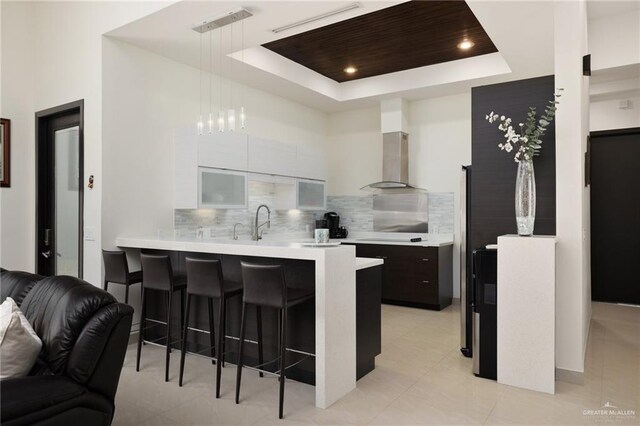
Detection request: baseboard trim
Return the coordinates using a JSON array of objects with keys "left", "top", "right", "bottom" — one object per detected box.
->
[{"left": 556, "top": 368, "right": 584, "bottom": 385}]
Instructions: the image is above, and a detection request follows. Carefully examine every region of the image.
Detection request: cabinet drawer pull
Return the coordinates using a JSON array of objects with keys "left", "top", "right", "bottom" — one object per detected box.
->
[
  {"left": 375, "top": 255, "right": 388, "bottom": 259},
  {"left": 422, "top": 280, "right": 430, "bottom": 284},
  {"left": 422, "top": 258, "right": 429, "bottom": 262}
]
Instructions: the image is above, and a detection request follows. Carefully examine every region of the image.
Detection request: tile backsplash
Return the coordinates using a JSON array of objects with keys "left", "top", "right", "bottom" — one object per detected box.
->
[
  {"left": 326, "top": 193, "right": 454, "bottom": 233},
  {"left": 425, "top": 192, "right": 455, "bottom": 233},
  {"left": 175, "top": 181, "right": 322, "bottom": 239},
  {"left": 175, "top": 182, "right": 454, "bottom": 236}
]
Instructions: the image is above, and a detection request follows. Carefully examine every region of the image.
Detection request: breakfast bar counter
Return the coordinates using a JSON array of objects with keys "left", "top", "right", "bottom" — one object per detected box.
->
[{"left": 116, "top": 235, "right": 382, "bottom": 409}]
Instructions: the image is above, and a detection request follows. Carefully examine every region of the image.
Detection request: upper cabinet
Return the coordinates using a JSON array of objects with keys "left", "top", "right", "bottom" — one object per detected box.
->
[
  {"left": 296, "top": 144, "right": 327, "bottom": 181},
  {"left": 297, "top": 179, "right": 326, "bottom": 210},
  {"left": 199, "top": 167, "right": 247, "bottom": 209},
  {"left": 198, "top": 132, "right": 247, "bottom": 170},
  {"left": 247, "top": 136, "right": 297, "bottom": 177},
  {"left": 174, "top": 129, "right": 327, "bottom": 209}
]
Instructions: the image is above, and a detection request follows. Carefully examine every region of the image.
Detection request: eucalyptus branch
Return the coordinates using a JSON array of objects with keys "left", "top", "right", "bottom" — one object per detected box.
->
[{"left": 485, "top": 89, "right": 563, "bottom": 162}]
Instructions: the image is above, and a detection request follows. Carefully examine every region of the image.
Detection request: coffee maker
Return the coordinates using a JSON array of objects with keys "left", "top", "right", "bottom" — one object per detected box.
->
[{"left": 324, "top": 212, "right": 348, "bottom": 238}]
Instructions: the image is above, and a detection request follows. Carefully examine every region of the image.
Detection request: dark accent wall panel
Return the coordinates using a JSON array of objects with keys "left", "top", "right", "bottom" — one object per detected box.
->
[{"left": 471, "top": 75, "right": 556, "bottom": 252}]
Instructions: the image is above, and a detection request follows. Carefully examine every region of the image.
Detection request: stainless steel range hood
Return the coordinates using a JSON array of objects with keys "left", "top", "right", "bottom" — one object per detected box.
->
[{"left": 360, "top": 131, "right": 426, "bottom": 192}]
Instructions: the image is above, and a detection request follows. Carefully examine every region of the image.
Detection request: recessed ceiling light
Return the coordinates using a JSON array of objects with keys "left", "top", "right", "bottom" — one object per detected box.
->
[
  {"left": 344, "top": 66, "right": 358, "bottom": 74},
  {"left": 457, "top": 39, "right": 475, "bottom": 50}
]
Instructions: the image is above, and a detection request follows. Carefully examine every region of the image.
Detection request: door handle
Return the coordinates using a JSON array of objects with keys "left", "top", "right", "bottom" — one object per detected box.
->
[
  {"left": 422, "top": 280, "right": 430, "bottom": 284},
  {"left": 41, "top": 250, "right": 51, "bottom": 259},
  {"left": 44, "top": 229, "right": 51, "bottom": 246},
  {"left": 422, "top": 258, "right": 429, "bottom": 262}
]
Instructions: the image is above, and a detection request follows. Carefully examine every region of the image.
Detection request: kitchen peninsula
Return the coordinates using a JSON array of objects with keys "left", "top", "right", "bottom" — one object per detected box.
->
[{"left": 116, "top": 235, "right": 383, "bottom": 409}]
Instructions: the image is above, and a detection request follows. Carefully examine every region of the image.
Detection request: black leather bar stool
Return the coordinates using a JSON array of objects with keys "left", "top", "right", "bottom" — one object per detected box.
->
[
  {"left": 136, "top": 253, "right": 186, "bottom": 382},
  {"left": 236, "top": 262, "right": 314, "bottom": 419},
  {"left": 179, "top": 257, "right": 243, "bottom": 398},
  {"left": 102, "top": 250, "right": 142, "bottom": 305}
]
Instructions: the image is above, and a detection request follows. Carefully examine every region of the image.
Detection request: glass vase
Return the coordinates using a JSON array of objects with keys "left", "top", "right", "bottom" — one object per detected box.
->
[{"left": 515, "top": 159, "right": 536, "bottom": 236}]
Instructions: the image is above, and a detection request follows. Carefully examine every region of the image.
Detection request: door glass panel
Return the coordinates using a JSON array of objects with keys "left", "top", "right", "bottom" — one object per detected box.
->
[
  {"left": 200, "top": 169, "right": 246, "bottom": 207},
  {"left": 55, "top": 127, "right": 80, "bottom": 277},
  {"left": 298, "top": 181, "right": 324, "bottom": 208}
]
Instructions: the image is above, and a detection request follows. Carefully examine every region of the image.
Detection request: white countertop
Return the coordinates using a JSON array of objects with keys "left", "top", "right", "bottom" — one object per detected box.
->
[
  {"left": 116, "top": 235, "right": 354, "bottom": 261},
  {"left": 340, "top": 231, "right": 454, "bottom": 247},
  {"left": 117, "top": 235, "right": 384, "bottom": 270},
  {"left": 355, "top": 257, "right": 384, "bottom": 270}
]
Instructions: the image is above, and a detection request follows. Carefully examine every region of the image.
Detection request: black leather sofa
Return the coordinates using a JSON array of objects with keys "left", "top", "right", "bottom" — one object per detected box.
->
[{"left": 0, "top": 270, "right": 134, "bottom": 426}]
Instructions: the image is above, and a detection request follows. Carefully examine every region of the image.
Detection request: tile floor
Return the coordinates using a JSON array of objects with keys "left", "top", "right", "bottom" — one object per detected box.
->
[{"left": 113, "top": 302, "right": 639, "bottom": 425}]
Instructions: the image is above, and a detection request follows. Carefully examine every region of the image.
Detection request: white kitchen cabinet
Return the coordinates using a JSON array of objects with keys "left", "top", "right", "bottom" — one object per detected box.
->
[
  {"left": 198, "top": 132, "right": 247, "bottom": 170},
  {"left": 255, "top": 176, "right": 325, "bottom": 211},
  {"left": 198, "top": 167, "right": 248, "bottom": 209},
  {"left": 296, "top": 144, "right": 327, "bottom": 181},
  {"left": 297, "top": 179, "right": 326, "bottom": 210},
  {"left": 248, "top": 136, "right": 297, "bottom": 177}
]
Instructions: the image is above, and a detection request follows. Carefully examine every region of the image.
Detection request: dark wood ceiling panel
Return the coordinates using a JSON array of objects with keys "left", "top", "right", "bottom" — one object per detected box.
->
[{"left": 262, "top": 1, "right": 498, "bottom": 82}]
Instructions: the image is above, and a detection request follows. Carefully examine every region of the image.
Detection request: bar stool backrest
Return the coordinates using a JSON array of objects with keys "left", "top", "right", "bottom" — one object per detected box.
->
[
  {"left": 103, "top": 250, "right": 129, "bottom": 284},
  {"left": 240, "top": 262, "right": 286, "bottom": 309},
  {"left": 141, "top": 253, "right": 174, "bottom": 291},
  {"left": 185, "top": 257, "right": 224, "bottom": 298}
]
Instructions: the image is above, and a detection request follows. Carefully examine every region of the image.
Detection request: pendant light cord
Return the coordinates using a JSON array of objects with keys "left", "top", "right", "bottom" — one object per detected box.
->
[
  {"left": 209, "top": 27, "right": 213, "bottom": 129},
  {"left": 199, "top": 27, "right": 203, "bottom": 120},
  {"left": 241, "top": 17, "right": 244, "bottom": 111}
]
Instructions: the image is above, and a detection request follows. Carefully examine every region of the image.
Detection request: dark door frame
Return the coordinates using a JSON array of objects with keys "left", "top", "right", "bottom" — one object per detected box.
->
[
  {"left": 590, "top": 127, "right": 640, "bottom": 138},
  {"left": 35, "top": 100, "right": 84, "bottom": 278}
]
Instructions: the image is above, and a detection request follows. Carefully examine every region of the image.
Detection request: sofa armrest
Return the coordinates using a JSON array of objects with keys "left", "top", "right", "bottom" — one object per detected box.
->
[{"left": 67, "top": 303, "right": 133, "bottom": 400}]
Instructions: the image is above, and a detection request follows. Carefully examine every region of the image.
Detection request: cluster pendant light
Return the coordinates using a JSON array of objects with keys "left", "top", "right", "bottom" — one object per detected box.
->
[{"left": 195, "top": 7, "right": 252, "bottom": 135}]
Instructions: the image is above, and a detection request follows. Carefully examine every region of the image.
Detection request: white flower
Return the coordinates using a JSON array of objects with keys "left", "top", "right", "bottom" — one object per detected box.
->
[
  {"left": 485, "top": 114, "right": 489, "bottom": 120},
  {"left": 500, "top": 115, "right": 505, "bottom": 121},
  {"left": 493, "top": 114, "right": 499, "bottom": 121},
  {"left": 498, "top": 143, "right": 504, "bottom": 149},
  {"left": 521, "top": 137, "right": 528, "bottom": 143},
  {"left": 504, "top": 143, "right": 513, "bottom": 153},
  {"left": 498, "top": 124, "right": 506, "bottom": 131},
  {"left": 524, "top": 154, "right": 530, "bottom": 160},
  {"left": 519, "top": 123, "right": 524, "bottom": 127}
]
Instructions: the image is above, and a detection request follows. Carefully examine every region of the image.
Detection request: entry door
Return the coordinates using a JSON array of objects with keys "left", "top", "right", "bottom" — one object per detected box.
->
[
  {"left": 36, "top": 101, "right": 84, "bottom": 277},
  {"left": 590, "top": 128, "right": 640, "bottom": 305}
]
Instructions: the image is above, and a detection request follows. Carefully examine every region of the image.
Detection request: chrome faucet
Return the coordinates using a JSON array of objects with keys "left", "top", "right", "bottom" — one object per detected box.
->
[
  {"left": 252, "top": 204, "right": 271, "bottom": 241},
  {"left": 233, "top": 223, "right": 245, "bottom": 240}
]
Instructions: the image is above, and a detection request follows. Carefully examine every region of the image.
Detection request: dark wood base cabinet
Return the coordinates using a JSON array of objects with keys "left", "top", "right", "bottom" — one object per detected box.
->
[
  {"left": 356, "top": 265, "right": 382, "bottom": 380},
  {"left": 351, "top": 244, "right": 453, "bottom": 311}
]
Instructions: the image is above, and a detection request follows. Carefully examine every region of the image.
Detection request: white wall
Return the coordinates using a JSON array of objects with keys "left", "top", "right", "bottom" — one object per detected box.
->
[
  {"left": 590, "top": 96, "right": 640, "bottom": 131},
  {"left": 588, "top": 9, "right": 640, "bottom": 132},
  {"left": 588, "top": 9, "right": 640, "bottom": 71},
  {"left": 0, "top": 1, "right": 170, "bottom": 282},
  {"left": 0, "top": 1, "right": 36, "bottom": 271},
  {"left": 410, "top": 94, "right": 472, "bottom": 298},
  {"left": 326, "top": 107, "right": 382, "bottom": 196},
  {"left": 554, "top": 0, "right": 591, "bottom": 374},
  {"left": 102, "top": 38, "right": 327, "bottom": 324},
  {"left": 326, "top": 93, "right": 472, "bottom": 297}
]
